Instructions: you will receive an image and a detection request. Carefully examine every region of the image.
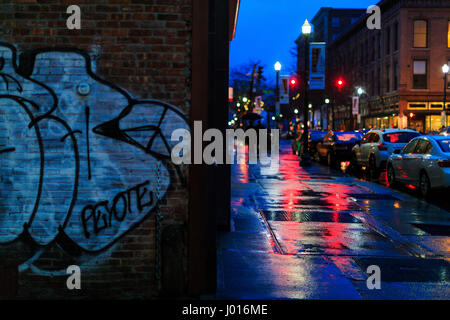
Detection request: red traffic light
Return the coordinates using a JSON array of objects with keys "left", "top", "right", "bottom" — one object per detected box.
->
[
  {"left": 336, "top": 78, "right": 344, "bottom": 89},
  {"left": 290, "top": 78, "right": 297, "bottom": 86}
]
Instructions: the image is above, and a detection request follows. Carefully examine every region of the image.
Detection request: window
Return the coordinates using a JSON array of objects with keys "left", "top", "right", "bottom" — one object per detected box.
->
[
  {"left": 393, "top": 61, "right": 398, "bottom": 91},
  {"left": 403, "top": 139, "right": 419, "bottom": 154},
  {"left": 386, "top": 26, "right": 391, "bottom": 54},
  {"left": 377, "top": 67, "right": 381, "bottom": 95},
  {"left": 371, "top": 70, "right": 375, "bottom": 96},
  {"left": 332, "top": 17, "right": 340, "bottom": 27},
  {"left": 386, "top": 64, "right": 390, "bottom": 92},
  {"left": 394, "top": 22, "right": 399, "bottom": 51},
  {"left": 413, "top": 20, "right": 427, "bottom": 48},
  {"left": 372, "top": 37, "right": 376, "bottom": 61},
  {"left": 383, "top": 132, "right": 420, "bottom": 143},
  {"left": 378, "top": 34, "right": 381, "bottom": 59},
  {"left": 365, "top": 40, "right": 369, "bottom": 64},
  {"left": 372, "top": 133, "right": 381, "bottom": 143},
  {"left": 414, "top": 139, "right": 431, "bottom": 154},
  {"left": 413, "top": 60, "right": 427, "bottom": 89},
  {"left": 448, "top": 21, "right": 450, "bottom": 48}
]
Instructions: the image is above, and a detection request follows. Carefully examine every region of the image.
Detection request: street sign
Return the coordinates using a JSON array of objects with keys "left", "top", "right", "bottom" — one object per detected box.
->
[
  {"left": 352, "top": 96, "right": 359, "bottom": 115},
  {"left": 280, "top": 75, "right": 289, "bottom": 104},
  {"left": 309, "top": 42, "right": 326, "bottom": 90}
]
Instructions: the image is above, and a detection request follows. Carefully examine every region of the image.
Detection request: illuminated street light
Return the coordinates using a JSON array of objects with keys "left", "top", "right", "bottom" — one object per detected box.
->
[
  {"left": 300, "top": 19, "right": 312, "bottom": 166},
  {"left": 325, "top": 98, "right": 330, "bottom": 104},
  {"left": 294, "top": 109, "right": 299, "bottom": 114},
  {"left": 302, "top": 19, "right": 312, "bottom": 35},
  {"left": 274, "top": 61, "right": 281, "bottom": 72},
  {"left": 357, "top": 87, "right": 364, "bottom": 96}
]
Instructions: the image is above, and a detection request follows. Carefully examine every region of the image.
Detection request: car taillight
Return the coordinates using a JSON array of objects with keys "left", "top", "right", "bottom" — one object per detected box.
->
[
  {"left": 437, "top": 160, "right": 450, "bottom": 168},
  {"left": 378, "top": 143, "right": 388, "bottom": 151}
]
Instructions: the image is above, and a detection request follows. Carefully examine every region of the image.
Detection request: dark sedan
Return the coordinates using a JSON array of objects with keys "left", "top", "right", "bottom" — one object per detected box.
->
[{"left": 316, "top": 131, "right": 364, "bottom": 167}]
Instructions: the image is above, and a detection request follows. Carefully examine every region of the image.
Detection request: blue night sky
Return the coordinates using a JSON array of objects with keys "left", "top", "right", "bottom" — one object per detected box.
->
[{"left": 230, "top": 0, "right": 376, "bottom": 84}]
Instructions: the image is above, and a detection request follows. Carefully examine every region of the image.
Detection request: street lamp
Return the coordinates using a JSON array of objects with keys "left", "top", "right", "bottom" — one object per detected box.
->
[
  {"left": 300, "top": 19, "right": 312, "bottom": 166},
  {"left": 273, "top": 61, "right": 282, "bottom": 129},
  {"left": 357, "top": 87, "right": 364, "bottom": 96},
  {"left": 443, "top": 64, "right": 449, "bottom": 127}
]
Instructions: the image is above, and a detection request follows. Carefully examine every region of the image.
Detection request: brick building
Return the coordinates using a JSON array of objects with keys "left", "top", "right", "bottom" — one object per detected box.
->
[
  {"left": 295, "top": 8, "right": 365, "bottom": 129},
  {"left": 0, "top": 0, "right": 239, "bottom": 298},
  {"left": 327, "top": 0, "right": 450, "bottom": 132}
]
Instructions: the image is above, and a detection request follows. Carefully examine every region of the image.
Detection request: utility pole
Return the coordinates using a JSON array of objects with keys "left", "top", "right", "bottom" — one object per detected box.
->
[{"left": 248, "top": 64, "right": 256, "bottom": 112}]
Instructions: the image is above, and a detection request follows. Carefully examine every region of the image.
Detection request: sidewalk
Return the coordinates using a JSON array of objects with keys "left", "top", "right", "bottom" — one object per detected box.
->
[{"left": 217, "top": 140, "right": 450, "bottom": 299}]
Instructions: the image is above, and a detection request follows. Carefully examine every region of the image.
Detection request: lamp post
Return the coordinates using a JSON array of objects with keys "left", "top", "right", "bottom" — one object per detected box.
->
[
  {"left": 355, "top": 87, "right": 364, "bottom": 130},
  {"left": 443, "top": 64, "right": 449, "bottom": 127},
  {"left": 300, "top": 19, "right": 312, "bottom": 166},
  {"left": 274, "top": 61, "right": 282, "bottom": 130}
]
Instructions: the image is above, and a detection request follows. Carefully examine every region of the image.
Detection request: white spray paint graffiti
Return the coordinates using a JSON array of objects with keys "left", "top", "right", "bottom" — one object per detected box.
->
[{"left": 0, "top": 42, "right": 189, "bottom": 271}]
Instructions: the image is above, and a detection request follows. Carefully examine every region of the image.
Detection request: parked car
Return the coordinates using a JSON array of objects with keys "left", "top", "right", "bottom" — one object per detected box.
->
[
  {"left": 351, "top": 129, "right": 420, "bottom": 177},
  {"left": 387, "top": 135, "right": 450, "bottom": 197},
  {"left": 316, "top": 131, "right": 363, "bottom": 167},
  {"left": 439, "top": 126, "right": 450, "bottom": 135},
  {"left": 292, "top": 129, "right": 327, "bottom": 156}
]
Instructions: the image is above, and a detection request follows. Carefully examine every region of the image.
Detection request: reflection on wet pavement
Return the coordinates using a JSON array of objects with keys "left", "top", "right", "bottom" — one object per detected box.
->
[{"left": 218, "top": 140, "right": 450, "bottom": 299}]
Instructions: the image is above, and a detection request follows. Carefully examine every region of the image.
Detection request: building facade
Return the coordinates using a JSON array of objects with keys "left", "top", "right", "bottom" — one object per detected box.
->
[
  {"left": 328, "top": 0, "right": 450, "bottom": 132},
  {"left": 0, "top": 0, "right": 239, "bottom": 299}
]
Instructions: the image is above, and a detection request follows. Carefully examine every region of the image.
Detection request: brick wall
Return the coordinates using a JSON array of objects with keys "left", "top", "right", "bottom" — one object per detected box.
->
[{"left": 0, "top": 0, "right": 192, "bottom": 298}]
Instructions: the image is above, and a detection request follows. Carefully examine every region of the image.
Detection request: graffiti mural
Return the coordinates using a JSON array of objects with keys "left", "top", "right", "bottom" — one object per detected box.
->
[{"left": 0, "top": 42, "right": 189, "bottom": 268}]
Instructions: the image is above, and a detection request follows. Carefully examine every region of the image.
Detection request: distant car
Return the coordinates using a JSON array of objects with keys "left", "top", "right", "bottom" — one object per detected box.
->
[
  {"left": 351, "top": 129, "right": 420, "bottom": 177},
  {"left": 387, "top": 135, "right": 450, "bottom": 197},
  {"left": 316, "top": 131, "right": 363, "bottom": 167},
  {"left": 292, "top": 129, "right": 326, "bottom": 156}
]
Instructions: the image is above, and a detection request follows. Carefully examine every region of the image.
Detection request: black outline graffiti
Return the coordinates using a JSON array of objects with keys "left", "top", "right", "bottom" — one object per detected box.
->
[
  {"left": 85, "top": 105, "right": 92, "bottom": 180},
  {"left": 0, "top": 41, "right": 189, "bottom": 257}
]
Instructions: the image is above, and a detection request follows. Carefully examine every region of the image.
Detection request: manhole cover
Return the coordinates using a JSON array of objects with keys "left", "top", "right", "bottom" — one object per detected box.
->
[
  {"left": 348, "top": 193, "right": 399, "bottom": 201},
  {"left": 262, "top": 210, "right": 360, "bottom": 223},
  {"left": 354, "top": 257, "right": 450, "bottom": 283},
  {"left": 412, "top": 223, "right": 450, "bottom": 236}
]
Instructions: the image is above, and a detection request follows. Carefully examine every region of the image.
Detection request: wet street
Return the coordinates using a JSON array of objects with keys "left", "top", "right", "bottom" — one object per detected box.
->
[{"left": 217, "top": 140, "right": 450, "bottom": 299}]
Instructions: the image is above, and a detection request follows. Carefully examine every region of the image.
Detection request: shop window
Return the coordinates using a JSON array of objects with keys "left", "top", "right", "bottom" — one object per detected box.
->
[
  {"left": 413, "top": 20, "right": 427, "bottom": 48},
  {"left": 413, "top": 60, "right": 427, "bottom": 89},
  {"left": 448, "top": 21, "right": 450, "bottom": 48}
]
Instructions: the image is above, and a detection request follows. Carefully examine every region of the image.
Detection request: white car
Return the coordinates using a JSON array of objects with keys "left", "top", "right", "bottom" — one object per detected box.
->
[
  {"left": 387, "top": 135, "right": 450, "bottom": 197},
  {"left": 352, "top": 129, "right": 420, "bottom": 177}
]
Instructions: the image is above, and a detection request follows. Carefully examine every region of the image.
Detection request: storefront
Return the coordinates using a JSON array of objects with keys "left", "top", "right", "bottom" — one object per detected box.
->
[{"left": 405, "top": 102, "right": 450, "bottom": 132}]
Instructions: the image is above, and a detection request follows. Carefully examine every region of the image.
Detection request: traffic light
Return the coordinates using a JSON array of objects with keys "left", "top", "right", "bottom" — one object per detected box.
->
[
  {"left": 290, "top": 78, "right": 297, "bottom": 87},
  {"left": 257, "top": 66, "right": 264, "bottom": 82},
  {"left": 336, "top": 78, "right": 344, "bottom": 91}
]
